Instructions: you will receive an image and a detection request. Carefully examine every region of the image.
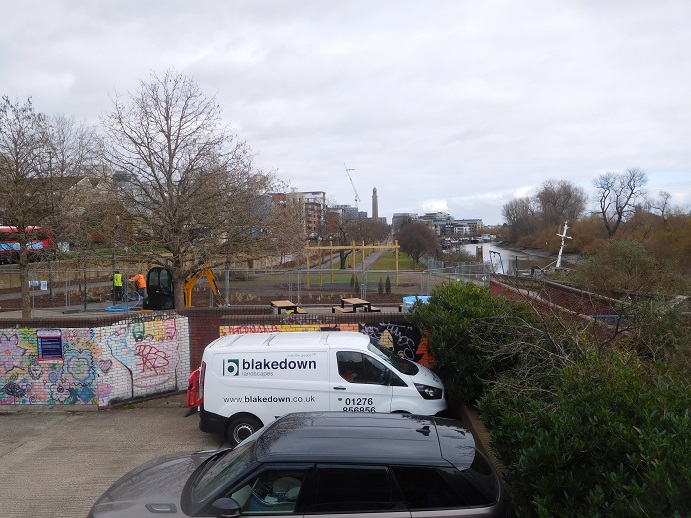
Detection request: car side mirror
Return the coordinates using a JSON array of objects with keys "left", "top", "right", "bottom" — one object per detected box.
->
[{"left": 211, "top": 497, "right": 242, "bottom": 518}]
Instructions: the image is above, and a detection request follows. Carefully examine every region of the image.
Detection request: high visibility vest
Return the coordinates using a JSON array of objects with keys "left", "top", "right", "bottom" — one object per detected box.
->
[
  {"left": 113, "top": 273, "right": 123, "bottom": 287},
  {"left": 130, "top": 274, "right": 146, "bottom": 289}
]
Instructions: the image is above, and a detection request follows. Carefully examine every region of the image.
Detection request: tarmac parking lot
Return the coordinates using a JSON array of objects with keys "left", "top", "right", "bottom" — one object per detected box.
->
[{"left": 0, "top": 394, "right": 224, "bottom": 518}]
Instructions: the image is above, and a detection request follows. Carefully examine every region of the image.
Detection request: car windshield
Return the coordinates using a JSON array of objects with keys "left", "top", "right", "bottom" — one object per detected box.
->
[
  {"left": 189, "top": 440, "right": 256, "bottom": 510},
  {"left": 368, "top": 340, "right": 418, "bottom": 375}
]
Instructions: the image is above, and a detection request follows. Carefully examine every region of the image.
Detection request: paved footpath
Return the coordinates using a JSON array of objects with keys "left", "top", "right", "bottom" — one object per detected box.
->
[{"left": 0, "top": 395, "right": 224, "bottom": 518}]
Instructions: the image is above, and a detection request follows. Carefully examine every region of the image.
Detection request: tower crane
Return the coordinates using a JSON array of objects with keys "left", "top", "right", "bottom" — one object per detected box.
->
[{"left": 344, "top": 163, "right": 361, "bottom": 209}]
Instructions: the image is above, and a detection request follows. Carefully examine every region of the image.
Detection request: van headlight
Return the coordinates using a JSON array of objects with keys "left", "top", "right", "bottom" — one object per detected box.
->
[{"left": 415, "top": 383, "right": 442, "bottom": 400}]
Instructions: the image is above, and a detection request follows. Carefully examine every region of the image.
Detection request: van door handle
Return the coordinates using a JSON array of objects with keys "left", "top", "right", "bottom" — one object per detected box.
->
[{"left": 333, "top": 386, "right": 347, "bottom": 390}]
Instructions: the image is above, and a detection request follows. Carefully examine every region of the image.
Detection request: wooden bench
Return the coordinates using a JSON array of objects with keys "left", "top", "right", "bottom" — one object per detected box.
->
[
  {"left": 368, "top": 306, "right": 381, "bottom": 312},
  {"left": 295, "top": 307, "right": 307, "bottom": 314},
  {"left": 332, "top": 306, "right": 353, "bottom": 313},
  {"left": 398, "top": 304, "right": 404, "bottom": 312}
]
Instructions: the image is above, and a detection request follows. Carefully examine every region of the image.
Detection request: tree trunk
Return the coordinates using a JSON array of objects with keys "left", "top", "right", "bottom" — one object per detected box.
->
[
  {"left": 173, "top": 270, "right": 187, "bottom": 309},
  {"left": 19, "top": 249, "right": 31, "bottom": 318}
]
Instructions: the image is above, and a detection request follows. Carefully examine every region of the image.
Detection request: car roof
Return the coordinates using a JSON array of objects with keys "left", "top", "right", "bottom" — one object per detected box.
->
[
  {"left": 251, "top": 412, "right": 476, "bottom": 471},
  {"left": 206, "top": 331, "right": 370, "bottom": 351}
]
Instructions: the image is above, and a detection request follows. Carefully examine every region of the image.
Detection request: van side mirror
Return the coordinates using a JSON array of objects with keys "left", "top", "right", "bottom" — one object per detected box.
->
[{"left": 211, "top": 497, "right": 242, "bottom": 518}]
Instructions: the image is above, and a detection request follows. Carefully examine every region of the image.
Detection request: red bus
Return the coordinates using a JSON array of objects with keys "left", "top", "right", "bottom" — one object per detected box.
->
[{"left": 0, "top": 226, "right": 56, "bottom": 264}]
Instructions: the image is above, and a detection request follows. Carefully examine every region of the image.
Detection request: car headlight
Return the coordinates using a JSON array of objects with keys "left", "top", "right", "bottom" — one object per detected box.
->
[{"left": 415, "top": 383, "right": 442, "bottom": 400}]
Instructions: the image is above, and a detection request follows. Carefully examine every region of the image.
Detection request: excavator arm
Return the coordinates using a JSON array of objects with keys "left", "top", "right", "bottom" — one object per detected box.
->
[
  {"left": 145, "top": 266, "right": 223, "bottom": 310},
  {"left": 183, "top": 268, "right": 222, "bottom": 307}
]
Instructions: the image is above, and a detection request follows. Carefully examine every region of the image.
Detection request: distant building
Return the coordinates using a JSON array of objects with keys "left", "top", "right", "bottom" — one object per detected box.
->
[
  {"left": 451, "top": 219, "right": 484, "bottom": 235},
  {"left": 302, "top": 191, "right": 327, "bottom": 237},
  {"left": 419, "top": 212, "right": 453, "bottom": 235},
  {"left": 269, "top": 190, "right": 327, "bottom": 239},
  {"left": 392, "top": 213, "right": 417, "bottom": 232},
  {"left": 332, "top": 204, "right": 365, "bottom": 221},
  {"left": 372, "top": 187, "right": 378, "bottom": 221}
]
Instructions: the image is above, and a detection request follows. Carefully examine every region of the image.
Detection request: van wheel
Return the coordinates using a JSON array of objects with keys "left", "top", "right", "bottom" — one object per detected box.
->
[{"left": 226, "top": 415, "right": 262, "bottom": 446}]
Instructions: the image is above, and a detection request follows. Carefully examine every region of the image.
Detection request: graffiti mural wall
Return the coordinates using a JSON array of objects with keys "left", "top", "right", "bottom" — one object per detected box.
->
[{"left": 0, "top": 314, "right": 190, "bottom": 407}]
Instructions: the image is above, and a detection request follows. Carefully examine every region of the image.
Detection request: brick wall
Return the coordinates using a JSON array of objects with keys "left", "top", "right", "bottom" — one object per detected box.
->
[
  {"left": 0, "top": 312, "right": 189, "bottom": 408},
  {"left": 0, "top": 308, "right": 433, "bottom": 408},
  {"left": 179, "top": 306, "right": 273, "bottom": 370}
]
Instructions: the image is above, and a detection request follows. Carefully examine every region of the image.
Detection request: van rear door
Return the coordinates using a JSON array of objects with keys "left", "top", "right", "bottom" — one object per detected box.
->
[{"left": 329, "top": 350, "right": 392, "bottom": 413}]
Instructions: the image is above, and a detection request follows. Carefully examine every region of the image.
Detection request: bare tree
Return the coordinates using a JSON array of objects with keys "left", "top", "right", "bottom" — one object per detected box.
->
[
  {"left": 325, "top": 214, "right": 360, "bottom": 269},
  {"left": 650, "top": 191, "right": 672, "bottom": 229},
  {"left": 44, "top": 115, "right": 102, "bottom": 232},
  {"left": 501, "top": 197, "right": 538, "bottom": 241},
  {"left": 0, "top": 97, "right": 51, "bottom": 317},
  {"left": 396, "top": 221, "right": 438, "bottom": 265},
  {"left": 43, "top": 114, "right": 102, "bottom": 309},
  {"left": 535, "top": 179, "right": 587, "bottom": 227},
  {"left": 101, "top": 69, "right": 275, "bottom": 308},
  {"left": 359, "top": 218, "right": 391, "bottom": 245},
  {"left": 594, "top": 168, "right": 648, "bottom": 237},
  {"left": 265, "top": 193, "right": 306, "bottom": 266}
]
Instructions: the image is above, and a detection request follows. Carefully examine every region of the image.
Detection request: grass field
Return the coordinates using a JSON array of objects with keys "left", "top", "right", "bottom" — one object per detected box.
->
[{"left": 368, "top": 251, "right": 417, "bottom": 270}]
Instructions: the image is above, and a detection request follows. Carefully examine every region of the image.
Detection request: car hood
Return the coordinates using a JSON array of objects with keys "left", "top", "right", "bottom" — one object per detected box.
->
[
  {"left": 88, "top": 450, "right": 218, "bottom": 517},
  {"left": 411, "top": 361, "right": 444, "bottom": 388}
]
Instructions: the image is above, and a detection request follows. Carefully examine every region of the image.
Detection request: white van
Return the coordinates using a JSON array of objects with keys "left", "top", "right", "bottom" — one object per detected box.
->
[{"left": 188, "top": 331, "right": 447, "bottom": 445}]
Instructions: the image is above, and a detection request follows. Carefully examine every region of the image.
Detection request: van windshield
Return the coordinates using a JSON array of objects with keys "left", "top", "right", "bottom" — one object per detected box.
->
[{"left": 368, "top": 341, "right": 419, "bottom": 375}]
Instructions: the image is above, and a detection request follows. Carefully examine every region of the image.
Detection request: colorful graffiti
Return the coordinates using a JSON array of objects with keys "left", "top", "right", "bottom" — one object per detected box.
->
[
  {"left": 220, "top": 322, "right": 432, "bottom": 366},
  {"left": 360, "top": 323, "right": 426, "bottom": 363},
  {"left": 0, "top": 328, "right": 99, "bottom": 405},
  {"left": 97, "top": 316, "right": 189, "bottom": 404},
  {"left": 222, "top": 325, "right": 281, "bottom": 335},
  {"left": 0, "top": 315, "right": 190, "bottom": 407}
]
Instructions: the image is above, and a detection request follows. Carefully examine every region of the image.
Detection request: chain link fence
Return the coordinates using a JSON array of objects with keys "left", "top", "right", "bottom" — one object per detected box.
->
[{"left": 0, "top": 261, "right": 491, "bottom": 310}]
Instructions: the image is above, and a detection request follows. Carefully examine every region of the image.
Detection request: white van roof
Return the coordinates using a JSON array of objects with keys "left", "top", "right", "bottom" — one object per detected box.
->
[{"left": 206, "top": 331, "right": 371, "bottom": 351}]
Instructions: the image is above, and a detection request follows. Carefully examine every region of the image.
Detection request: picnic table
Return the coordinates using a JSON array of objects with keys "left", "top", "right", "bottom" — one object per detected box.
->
[
  {"left": 332, "top": 297, "right": 380, "bottom": 313},
  {"left": 270, "top": 300, "right": 306, "bottom": 314}
]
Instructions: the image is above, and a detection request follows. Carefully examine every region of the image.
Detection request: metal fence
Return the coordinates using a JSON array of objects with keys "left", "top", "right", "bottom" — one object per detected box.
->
[{"left": 0, "top": 262, "right": 491, "bottom": 310}]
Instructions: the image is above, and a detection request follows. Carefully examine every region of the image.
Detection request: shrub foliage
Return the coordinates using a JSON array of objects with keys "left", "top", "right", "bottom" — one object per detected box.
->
[{"left": 412, "top": 281, "right": 691, "bottom": 516}]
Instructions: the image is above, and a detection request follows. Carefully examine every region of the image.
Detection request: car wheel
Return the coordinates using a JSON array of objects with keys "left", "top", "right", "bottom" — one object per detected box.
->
[{"left": 226, "top": 415, "right": 262, "bottom": 446}]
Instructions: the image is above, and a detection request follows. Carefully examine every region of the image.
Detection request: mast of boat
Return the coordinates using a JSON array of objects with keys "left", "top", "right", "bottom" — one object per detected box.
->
[{"left": 555, "top": 221, "right": 572, "bottom": 268}]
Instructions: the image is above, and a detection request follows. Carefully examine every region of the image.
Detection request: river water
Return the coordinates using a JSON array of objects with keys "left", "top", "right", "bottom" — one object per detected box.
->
[{"left": 458, "top": 241, "right": 577, "bottom": 275}]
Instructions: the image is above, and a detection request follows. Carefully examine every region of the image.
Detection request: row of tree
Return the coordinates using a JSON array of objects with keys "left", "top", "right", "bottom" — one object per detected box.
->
[
  {"left": 0, "top": 69, "right": 406, "bottom": 317},
  {"left": 0, "top": 70, "right": 312, "bottom": 316},
  {"left": 501, "top": 169, "right": 691, "bottom": 277}
]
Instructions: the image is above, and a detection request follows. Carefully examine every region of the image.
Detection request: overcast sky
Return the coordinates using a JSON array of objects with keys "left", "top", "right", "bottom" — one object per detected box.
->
[{"left": 2, "top": 1, "right": 690, "bottom": 224}]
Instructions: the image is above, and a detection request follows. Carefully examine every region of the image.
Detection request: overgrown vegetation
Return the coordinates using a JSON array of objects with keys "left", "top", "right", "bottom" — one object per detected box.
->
[
  {"left": 409, "top": 281, "right": 691, "bottom": 516},
  {"left": 499, "top": 171, "right": 691, "bottom": 278},
  {"left": 570, "top": 238, "right": 691, "bottom": 296}
]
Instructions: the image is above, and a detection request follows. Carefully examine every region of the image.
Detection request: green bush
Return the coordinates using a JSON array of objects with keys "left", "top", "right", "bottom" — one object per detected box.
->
[
  {"left": 385, "top": 275, "right": 391, "bottom": 294},
  {"left": 378, "top": 277, "right": 384, "bottom": 295},
  {"left": 406, "top": 281, "right": 538, "bottom": 404},
  {"left": 416, "top": 280, "right": 691, "bottom": 516},
  {"left": 480, "top": 353, "right": 691, "bottom": 517}
]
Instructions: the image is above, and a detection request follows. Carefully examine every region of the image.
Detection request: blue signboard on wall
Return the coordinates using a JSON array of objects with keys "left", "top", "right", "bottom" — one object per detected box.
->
[{"left": 37, "top": 329, "right": 63, "bottom": 360}]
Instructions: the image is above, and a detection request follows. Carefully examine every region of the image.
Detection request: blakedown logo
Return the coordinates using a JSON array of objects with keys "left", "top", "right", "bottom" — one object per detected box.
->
[
  {"left": 222, "top": 357, "right": 318, "bottom": 376},
  {"left": 223, "top": 359, "right": 240, "bottom": 376}
]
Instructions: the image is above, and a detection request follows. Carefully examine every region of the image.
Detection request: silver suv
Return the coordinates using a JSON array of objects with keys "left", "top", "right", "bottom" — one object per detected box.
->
[{"left": 88, "top": 412, "right": 508, "bottom": 517}]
